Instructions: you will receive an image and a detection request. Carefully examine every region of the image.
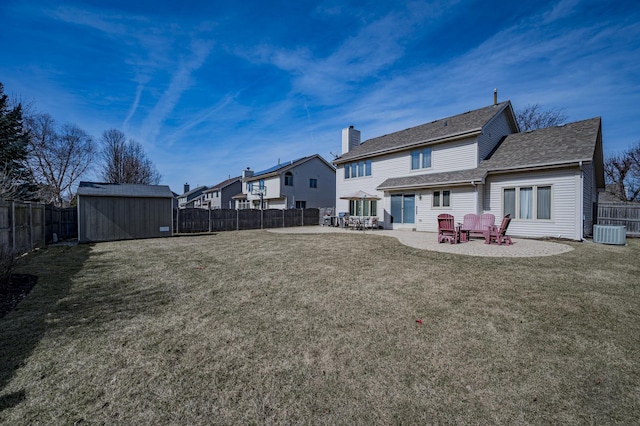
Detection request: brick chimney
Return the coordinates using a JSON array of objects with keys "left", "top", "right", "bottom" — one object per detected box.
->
[{"left": 342, "top": 126, "right": 361, "bottom": 154}]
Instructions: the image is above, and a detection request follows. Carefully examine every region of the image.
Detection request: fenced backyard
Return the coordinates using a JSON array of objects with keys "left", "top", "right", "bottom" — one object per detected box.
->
[
  {"left": 597, "top": 202, "right": 640, "bottom": 236},
  {"left": 1, "top": 230, "right": 638, "bottom": 423},
  {"left": 0, "top": 201, "right": 76, "bottom": 253},
  {"left": 175, "top": 208, "right": 320, "bottom": 233}
]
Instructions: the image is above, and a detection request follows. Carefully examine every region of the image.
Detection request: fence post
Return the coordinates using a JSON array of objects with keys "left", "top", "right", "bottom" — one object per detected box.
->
[
  {"left": 261, "top": 208, "right": 264, "bottom": 229},
  {"left": 11, "top": 201, "right": 15, "bottom": 252},
  {"left": 301, "top": 208, "right": 304, "bottom": 226},
  {"left": 29, "top": 203, "right": 33, "bottom": 250},
  {"left": 236, "top": 209, "right": 239, "bottom": 231},
  {"left": 282, "top": 209, "right": 285, "bottom": 228},
  {"left": 208, "top": 208, "right": 212, "bottom": 233}
]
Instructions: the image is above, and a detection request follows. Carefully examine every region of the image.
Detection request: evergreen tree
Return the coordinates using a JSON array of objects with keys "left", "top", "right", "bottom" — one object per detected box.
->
[{"left": 0, "top": 83, "right": 34, "bottom": 199}]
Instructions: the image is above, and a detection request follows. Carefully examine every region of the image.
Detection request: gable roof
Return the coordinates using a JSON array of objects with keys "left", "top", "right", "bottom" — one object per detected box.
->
[
  {"left": 204, "top": 176, "right": 241, "bottom": 192},
  {"left": 335, "top": 101, "right": 514, "bottom": 164},
  {"left": 246, "top": 154, "right": 335, "bottom": 181},
  {"left": 481, "top": 117, "right": 602, "bottom": 171},
  {"left": 77, "top": 182, "right": 173, "bottom": 198},
  {"left": 377, "top": 117, "right": 604, "bottom": 191},
  {"left": 178, "top": 185, "right": 208, "bottom": 199}
]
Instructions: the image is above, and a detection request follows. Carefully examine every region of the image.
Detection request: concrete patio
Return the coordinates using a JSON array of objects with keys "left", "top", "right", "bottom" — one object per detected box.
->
[{"left": 268, "top": 225, "right": 575, "bottom": 257}]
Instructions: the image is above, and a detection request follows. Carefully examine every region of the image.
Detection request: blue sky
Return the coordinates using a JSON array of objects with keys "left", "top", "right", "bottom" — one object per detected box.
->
[{"left": 1, "top": 0, "right": 639, "bottom": 194}]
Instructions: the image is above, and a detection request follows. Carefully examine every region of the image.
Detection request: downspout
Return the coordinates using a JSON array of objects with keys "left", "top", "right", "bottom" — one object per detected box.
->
[
  {"left": 471, "top": 181, "right": 479, "bottom": 215},
  {"left": 579, "top": 161, "right": 584, "bottom": 241}
]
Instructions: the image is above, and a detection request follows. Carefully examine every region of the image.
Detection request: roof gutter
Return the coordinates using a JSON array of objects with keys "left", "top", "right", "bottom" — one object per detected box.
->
[
  {"left": 377, "top": 176, "right": 488, "bottom": 191},
  {"left": 485, "top": 159, "right": 592, "bottom": 175}
]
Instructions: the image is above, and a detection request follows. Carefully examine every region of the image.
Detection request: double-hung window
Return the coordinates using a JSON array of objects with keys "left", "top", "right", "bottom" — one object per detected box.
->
[
  {"left": 309, "top": 178, "right": 317, "bottom": 188},
  {"left": 411, "top": 148, "right": 432, "bottom": 170},
  {"left": 432, "top": 190, "right": 451, "bottom": 208},
  {"left": 344, "top": 160, "right": 372, "bottom": 179},
  {"left": 503, "top": 185, "right": 552, "bottom": 220}
]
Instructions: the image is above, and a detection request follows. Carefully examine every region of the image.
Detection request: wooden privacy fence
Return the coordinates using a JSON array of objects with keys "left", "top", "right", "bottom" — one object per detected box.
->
[
  {"left": 0, "top": 201, "right": 77, "bottom": 253},
  {"left": 175, "top": 208, "right": 319, "bottom": 233},
  {"left": 597, "top": 203, "right": 640, "bottom": 236}
]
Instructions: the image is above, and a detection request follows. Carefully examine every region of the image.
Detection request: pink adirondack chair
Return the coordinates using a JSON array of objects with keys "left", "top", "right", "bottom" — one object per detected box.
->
[
  {"left": 461, "top": 213, "right": 496, "bottom": 240},
  {"left": 485, "top": 214, "right": 513, "bottom": 245},
  {"left": 437, "top": 214, "right": 458, "bottom": 244}
]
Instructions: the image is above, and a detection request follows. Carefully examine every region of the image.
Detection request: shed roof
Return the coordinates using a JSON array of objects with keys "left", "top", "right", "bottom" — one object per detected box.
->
[
  {"left": 335, "top": 101, "right": 514, "bottom": 164},
  {"left": 77, "top": 182, "right": 174, "bottom": 198}
]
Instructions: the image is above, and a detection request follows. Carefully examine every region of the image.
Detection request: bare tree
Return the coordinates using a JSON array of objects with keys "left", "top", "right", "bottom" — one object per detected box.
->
[
  {"left": 515, "top": 104, "right": 568, "bottom": 132},
  {"left": 100, "top": 129, "right": 162, "bottom": 185},
  {"left": 0, "top": 164, "right": 24, "bottom": 200},
  {"left": 26, "top": 113, "right": 96, "bottom": 207},
  {"left": 604, "top": 141, "right": 640, "bottom": 202}
]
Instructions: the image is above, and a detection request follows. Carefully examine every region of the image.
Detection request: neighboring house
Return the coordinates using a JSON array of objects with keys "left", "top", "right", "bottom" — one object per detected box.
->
[
  {"left": 197, "top": 176, "right": 242, "bottom": 209},
  {"left": 177, "top": 183, "right": 208, "bottom": 209},
  {"left": 333, "top": 100, "right": 604, "bottom": 240},
  {"left": 599, "top": 183, "right": 628, "bottom": 203},
  {"left": 77, "top": 182, "right": 173, "bottom": 243},
  {"left": 234, "top": 155, "right": 336, "bottom": 209}
]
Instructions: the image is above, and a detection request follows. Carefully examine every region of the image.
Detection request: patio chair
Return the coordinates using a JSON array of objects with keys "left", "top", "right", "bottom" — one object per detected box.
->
[
  {"left": 485, "top": 214, "right": 513, "bottom": 245},
  {"left": 437, "top": 213, "right": 458, "bottom": 244}
]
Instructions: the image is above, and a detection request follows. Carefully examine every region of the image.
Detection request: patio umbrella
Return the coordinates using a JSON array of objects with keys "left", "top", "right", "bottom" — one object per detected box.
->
[
  {"left": 339, "top": 190, "right": 381, "bottom": 231},
  {"left": 339, "top": 190, "right": 381, "bottom": 200}
]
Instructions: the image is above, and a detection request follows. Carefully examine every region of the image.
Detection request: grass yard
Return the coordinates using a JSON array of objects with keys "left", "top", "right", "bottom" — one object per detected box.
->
[{"left": 1, "top": 230, "right": 639, "bottom": 424}]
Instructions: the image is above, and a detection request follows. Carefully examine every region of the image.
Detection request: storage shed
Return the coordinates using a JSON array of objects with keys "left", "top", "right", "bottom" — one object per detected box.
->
[{"left": 77, "top": 182, "right": 173, "bottom": 243}]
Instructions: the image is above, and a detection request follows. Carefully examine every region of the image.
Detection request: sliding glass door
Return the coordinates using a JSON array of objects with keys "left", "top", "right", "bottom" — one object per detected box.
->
[{"left": 390, "top": 194, "right": 415, "bottom": 224}]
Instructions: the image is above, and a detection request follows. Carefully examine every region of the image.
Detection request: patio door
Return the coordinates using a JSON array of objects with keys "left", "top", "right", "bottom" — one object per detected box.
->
[{"left": 390, "top": 194, "right": 415, "bottom": 224}]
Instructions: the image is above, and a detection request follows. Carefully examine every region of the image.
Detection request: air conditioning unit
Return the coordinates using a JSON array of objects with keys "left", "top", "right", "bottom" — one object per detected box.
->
[{"left": 593, "top": 225, "right": 626, "bottom": 245}]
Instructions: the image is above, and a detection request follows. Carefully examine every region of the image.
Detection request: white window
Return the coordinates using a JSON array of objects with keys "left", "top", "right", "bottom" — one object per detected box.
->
[
  {"left": 411, "top": 148, "right": 432, "bottom": 170},
  {"left": 344, "top": 160, "right": 372, "bottom": 179},
  {"left": 503, "top": 185, "right": 552, "bottom": 220},
  {"left": 432, "top": 190, "right": 451, "bottom": 208},
  {"left": 349, "top": 199, "right": 377, "bottom": 216}
]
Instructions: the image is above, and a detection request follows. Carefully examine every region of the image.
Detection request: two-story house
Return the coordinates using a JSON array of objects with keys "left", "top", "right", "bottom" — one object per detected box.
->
[
  {"left": 197, "top": 176, "right": 242, "bottom": 209},
  {"left": 333, "top": 100, "right": 604, "bottom": 240},
  {"left": 177, "top": 183, "right": 208, "bottom": 209},
  {"left": 234, "top": 155, "right": 336, "bottom": 209}
]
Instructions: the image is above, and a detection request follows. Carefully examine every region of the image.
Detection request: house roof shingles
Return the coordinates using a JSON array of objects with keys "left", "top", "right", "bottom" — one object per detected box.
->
[
  {"left": 77, "top": 182, "right": 173, "bottom": 198},
  {"left": 377, "top": 117, "right": 602, "bottom": 190},
  {"left": 205, "top": 176, "right": 241, "bottom": 192},
  {"left": 378, "top": 169, "right": 488, "bottom": 190},
  {"left": 335, "top": 101, "right": 512, "bottom": 164},
  {"left": 178, "top": 185, "right": 207, "bottom": 199},
  {"left": 480, "top": 117, "right": 601, "bottom": 171}
]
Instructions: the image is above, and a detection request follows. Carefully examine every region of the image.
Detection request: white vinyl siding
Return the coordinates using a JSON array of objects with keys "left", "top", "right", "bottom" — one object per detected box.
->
[
  {"left": 478, "top": 111, "right": 516, "bottom": 162},
  {"left": 582, "top": 162, "right": 595, "bottom": 236},
  {"left": 484, "top": 168, "right": 582, "bottom": 240},
  {"left": 336, "top": 137, "right": 478, "bottom": 227},
  {"left": 415, "top": 186, "right": 477, "bottom": 232}
]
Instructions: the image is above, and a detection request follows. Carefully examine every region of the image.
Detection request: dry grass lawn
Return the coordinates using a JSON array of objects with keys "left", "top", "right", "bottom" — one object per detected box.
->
[{"left": 1, "top": 230, "right": 639, "bottom": 424}]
